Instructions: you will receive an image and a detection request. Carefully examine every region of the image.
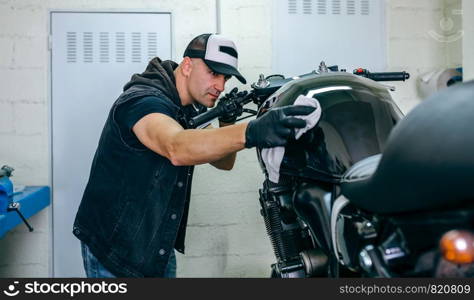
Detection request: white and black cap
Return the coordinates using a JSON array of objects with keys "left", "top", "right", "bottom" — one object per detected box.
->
[{"left": 183, "top": 33, "right": 246, "bottom": 84}]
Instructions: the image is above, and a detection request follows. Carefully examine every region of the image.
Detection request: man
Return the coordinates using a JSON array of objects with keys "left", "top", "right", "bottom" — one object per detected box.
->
[{"left": 73, "top": 33, "right": 315, "bottom": 278}]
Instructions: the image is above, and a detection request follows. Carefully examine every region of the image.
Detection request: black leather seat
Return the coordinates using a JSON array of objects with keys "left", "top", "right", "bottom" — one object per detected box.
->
[{"left": 340, "top": 81, "right": 474, "bottom": 214}]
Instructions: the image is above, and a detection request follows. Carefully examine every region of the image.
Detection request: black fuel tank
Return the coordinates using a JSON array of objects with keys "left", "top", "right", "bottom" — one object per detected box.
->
[{"left": 256, "top": 73, "right": 403, "bottom": 183}]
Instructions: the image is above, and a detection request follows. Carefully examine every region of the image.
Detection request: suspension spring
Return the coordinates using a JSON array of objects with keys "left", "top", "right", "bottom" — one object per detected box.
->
[{"left": 262, "top": 199, "right": 301, "bottom": 262}]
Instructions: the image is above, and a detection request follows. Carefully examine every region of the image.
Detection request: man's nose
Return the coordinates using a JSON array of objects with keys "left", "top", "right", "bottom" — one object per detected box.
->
[{"left": 214, "top": 75, "right": 226, "bottom": 92}]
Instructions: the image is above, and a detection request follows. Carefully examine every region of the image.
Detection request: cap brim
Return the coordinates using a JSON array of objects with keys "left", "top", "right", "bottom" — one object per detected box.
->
[{"left": 204, "top": 60, "right": 247, "bottom": 84}]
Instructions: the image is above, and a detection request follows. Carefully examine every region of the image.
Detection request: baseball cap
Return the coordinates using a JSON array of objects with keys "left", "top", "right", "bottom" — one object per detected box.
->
[{"left": 183, "top": 33, "right": 246, "bottom": 84}]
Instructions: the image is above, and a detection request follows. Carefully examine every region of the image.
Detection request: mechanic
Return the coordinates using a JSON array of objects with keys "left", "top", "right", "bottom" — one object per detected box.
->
[{"left": 73, "top": 33, "right": 315, "bottom": 277}]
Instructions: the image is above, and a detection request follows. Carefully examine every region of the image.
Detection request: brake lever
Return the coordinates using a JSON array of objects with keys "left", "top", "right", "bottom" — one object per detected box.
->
[{"left": 242, "top": 108, "right": 258, "bottom": 115}]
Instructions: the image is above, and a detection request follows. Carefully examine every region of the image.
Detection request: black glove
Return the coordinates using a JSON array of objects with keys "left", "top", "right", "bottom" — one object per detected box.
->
[
  {"left": 245, "top": 105, "right": 316, "bottom": 148},
  {"left": 217, "top": 88, "right": 245, "bottom": 124}
]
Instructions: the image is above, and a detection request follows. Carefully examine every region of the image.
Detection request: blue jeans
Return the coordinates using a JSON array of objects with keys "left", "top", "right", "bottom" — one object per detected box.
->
[{"left": 81, "top": 242, "right": 177, "bottom": 278}]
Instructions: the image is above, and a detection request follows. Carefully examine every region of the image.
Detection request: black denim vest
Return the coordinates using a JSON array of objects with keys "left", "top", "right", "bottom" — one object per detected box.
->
[{"left": 73, "top": 85, "right": 195, "bottom": 277}]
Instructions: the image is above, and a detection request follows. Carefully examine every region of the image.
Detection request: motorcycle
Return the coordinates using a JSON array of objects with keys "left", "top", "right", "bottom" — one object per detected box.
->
[{"left": 189, "top": 62, "right": 474, "bottom": 278}]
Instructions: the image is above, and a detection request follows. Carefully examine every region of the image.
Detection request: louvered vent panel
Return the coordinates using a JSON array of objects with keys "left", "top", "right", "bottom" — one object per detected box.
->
[
  {"left": 147, "top": 32, "right": 158, "bottom": 61},
  {"left": 83, "top": 32, "right": 93, "bottom": 63},
  {"left": 66, "top": 32, "right": 76, "bottom": 63},
  {"left": 115, "top": 32, "right": 125, "bottom": 63},
  {"left": 303, "top": 0, "right": 312, "bottom": 15},
  {"left": 361, "top": 0, "right": 370, "bottom": 15},
  {"left": 332, "top": 0, "right": 341, "bottom": 15},
  {"left": 131, "top": 32, "right": 141, "bottom": 63},
  {"left": 317, "top": 0, "right": 327, "bottom": 15},
  {"left": 288, "top": 0, "right": 297, "bottom": 14},
  {"left": 99, "top": 32, "right": 109, "bottom": 63},
  {"left": 347, "top": 0, "right": 356, "bottom": 15}
]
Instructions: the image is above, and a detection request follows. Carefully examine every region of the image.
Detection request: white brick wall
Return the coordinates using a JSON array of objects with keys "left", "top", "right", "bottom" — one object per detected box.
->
[
  {"left": 0, "top": 102, "right": 14, "bottom": 134},
  {"left": 386, "top": 0, "right": 459, "bottom": 113},
  {"left": 0, "top": 0, "right": 467, "bottom": 278},
  {"left": 220, "top": 0, "right": 273, "bottom": 88},
  {"left": 463, "top": 0, "right": 474, "bottom": 80},
  {"left": 445, "top": 0, "right": 463, "bottom": 67},
  {"left": 0, "top": 210, "right": 50, "bottom": 277}
]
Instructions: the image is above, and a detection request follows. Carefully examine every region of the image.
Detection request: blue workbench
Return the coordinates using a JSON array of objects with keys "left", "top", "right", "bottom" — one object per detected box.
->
[{"left": 0, "top": 186, "right": 50, "bottom": 238}]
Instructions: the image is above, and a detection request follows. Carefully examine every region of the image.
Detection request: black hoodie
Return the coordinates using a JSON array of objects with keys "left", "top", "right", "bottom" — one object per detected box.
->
[
  {"left": 122, "top": 57, "right": 205, "bottom": 122},
  {"left": 123, "top": 57, "right": 181, "bottom": 106}
]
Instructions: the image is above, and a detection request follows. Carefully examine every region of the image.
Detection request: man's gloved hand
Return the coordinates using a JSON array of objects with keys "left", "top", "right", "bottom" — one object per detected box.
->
[
  {"left": 245, "top": 105, "right": 316, "bottom": 148},
  {"left": 217, "top": 88, "right": 244, "bottom": 124}
]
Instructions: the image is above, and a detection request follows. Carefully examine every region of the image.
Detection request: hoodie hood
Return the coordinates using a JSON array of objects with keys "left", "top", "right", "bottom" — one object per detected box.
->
[{"left": 123, "top": 57, "right": 181, "bottom": 107}]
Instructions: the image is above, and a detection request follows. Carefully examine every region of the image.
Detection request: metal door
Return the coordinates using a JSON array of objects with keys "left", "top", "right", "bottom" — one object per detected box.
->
[{"left": 51, "top": 11, "right": 171, "bottom": 277}]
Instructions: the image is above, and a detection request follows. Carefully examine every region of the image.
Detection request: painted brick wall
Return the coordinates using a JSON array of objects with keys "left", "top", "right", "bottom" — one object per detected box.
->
[
  {"left": 176, "top": 0, "right": 275, "bottom": 278},
  {"left": 445, "top": 0, "right": 463, "bottom": 67},
  {"left": 386, "top": 0, "right": 461, "bottom": 113},
  {"left": 463, "top": 0, "right": 474, "bottom": 80}
]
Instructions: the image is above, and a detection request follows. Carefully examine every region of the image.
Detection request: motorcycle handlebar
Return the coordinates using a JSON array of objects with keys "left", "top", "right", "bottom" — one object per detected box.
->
[
  {"left": 188, "top": 105, "right": 224, "bottom": 128},
  {"left": 188, "top": 66, "right": 410, "bottom": 128}
]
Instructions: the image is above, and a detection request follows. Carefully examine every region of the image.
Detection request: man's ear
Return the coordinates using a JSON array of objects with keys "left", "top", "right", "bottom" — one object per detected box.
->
[{"left": 181, "top": 57, "right": 193, "bottom": 77}]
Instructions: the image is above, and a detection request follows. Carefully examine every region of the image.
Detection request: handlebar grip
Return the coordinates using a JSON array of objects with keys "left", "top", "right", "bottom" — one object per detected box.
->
[
  {"left": 366, "top": 72, "right": 410, "bottom": 82},
  {"left": 353, "top": 68, "right": 410, "bottom": 82},
  {"left": 188, "top": 105, "right": 223, "bottom": 128}
]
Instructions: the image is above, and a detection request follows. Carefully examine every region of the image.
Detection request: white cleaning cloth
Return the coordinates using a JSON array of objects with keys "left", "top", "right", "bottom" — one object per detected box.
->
[{"left": 261, "top": 95, "right": 321, "bottom": 183}]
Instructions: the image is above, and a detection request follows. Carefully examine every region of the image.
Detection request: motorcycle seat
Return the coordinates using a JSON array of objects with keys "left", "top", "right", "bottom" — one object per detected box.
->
[{"left": 340, "top": 81, "right": 474, "bottom": 214}]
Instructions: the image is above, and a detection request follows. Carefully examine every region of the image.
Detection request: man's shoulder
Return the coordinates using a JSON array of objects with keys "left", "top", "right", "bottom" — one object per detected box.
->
[
  {"left": 116, "top": 85, "right": 173, "bottom": 105},
  {"left": 133, "top": 95, "right": 176, "bottom": 110},
  {"left": 115, "top": 87, "right": 180, "bottom": 114}
]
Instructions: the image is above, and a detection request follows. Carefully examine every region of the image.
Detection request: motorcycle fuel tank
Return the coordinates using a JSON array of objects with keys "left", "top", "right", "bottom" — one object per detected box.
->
[{"left": 257, "top": 73, "right": 403, "bottom": 184}]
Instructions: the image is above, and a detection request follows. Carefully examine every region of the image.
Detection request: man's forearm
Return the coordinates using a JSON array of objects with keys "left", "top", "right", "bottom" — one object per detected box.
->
[
  {"left": 209, "top": 121, "right": 238, "bottom": 170},
  {"left": 210, "top": 151, "right": 236, "bottom": 170},
  {"left": 169, "top": 123, "right": 247, "bottom": 166}
]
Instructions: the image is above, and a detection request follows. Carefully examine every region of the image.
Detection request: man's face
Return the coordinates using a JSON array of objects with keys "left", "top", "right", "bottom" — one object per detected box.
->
[{"left": 187, "top": 58, "right": 230, "bottom": 108}]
